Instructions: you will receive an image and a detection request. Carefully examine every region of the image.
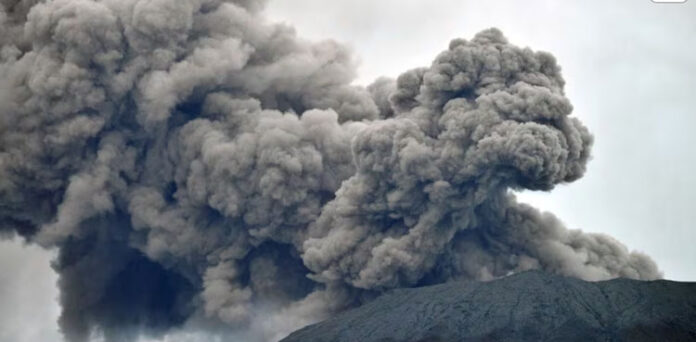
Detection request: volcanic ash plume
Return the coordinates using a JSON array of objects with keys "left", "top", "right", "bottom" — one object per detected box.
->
[{"left": 0, "top": 0, "right": 660, "bottom": 341}]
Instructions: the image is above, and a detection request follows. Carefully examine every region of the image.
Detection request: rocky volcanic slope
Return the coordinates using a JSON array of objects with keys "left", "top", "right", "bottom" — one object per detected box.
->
[{"left": 281, "top": 271, "right": 696, "bottom": 342}]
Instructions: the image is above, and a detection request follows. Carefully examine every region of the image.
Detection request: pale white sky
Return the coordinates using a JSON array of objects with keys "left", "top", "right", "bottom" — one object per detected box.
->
[{"left": 1, "top": 1, "right": 695, "bottom": 341}]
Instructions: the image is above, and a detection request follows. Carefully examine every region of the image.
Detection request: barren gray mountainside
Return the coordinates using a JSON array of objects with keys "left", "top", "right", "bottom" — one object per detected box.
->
[{"left": 281, "top": 270, "right": 696, "bottom": 342}]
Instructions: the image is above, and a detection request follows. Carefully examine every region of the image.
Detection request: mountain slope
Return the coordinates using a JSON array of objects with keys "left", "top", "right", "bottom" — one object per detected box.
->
[{"left": 281, "top": 271, "right": 696, "bottom": 342}]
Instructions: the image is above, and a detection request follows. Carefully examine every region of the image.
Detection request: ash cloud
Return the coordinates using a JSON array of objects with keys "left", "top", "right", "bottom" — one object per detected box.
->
[{"left": 0, "top": 0, "right": 660, "bottom": 341}]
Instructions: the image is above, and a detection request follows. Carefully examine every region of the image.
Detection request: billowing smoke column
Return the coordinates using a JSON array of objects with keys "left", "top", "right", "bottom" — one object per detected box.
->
[{"left": 0, "top": 0, "right": 660, "bottom": 341}]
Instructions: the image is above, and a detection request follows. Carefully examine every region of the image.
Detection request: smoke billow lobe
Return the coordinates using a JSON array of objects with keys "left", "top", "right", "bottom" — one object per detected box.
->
[{"left": 0, "top": 0, "right": 660, "bottom": 340}]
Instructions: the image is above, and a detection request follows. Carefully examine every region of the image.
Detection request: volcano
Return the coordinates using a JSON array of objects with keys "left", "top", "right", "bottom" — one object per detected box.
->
[{"left": 281, "top": 271, "right": 696, "bottom": 342}]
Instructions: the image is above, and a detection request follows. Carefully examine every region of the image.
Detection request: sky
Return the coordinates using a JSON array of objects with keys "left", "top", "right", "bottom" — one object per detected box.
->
[{"left": 1, "top": 1, "right": 694, "bottom": 341}]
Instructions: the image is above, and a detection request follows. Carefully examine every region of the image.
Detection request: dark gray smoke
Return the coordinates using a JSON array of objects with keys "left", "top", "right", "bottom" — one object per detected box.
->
[{"left": 0, "top": 0, "right": 660, "bottom": 341}]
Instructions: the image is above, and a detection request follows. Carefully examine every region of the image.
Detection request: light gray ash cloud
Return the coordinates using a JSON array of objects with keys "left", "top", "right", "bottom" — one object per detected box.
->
[{"left": 0, "top": 0, "right": 660, "bottom": 341}]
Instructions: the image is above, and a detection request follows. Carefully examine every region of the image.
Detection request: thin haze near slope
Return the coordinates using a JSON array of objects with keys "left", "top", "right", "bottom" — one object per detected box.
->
[{"left": 0, "top": 0, "right": 659, "bottom": 341}]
